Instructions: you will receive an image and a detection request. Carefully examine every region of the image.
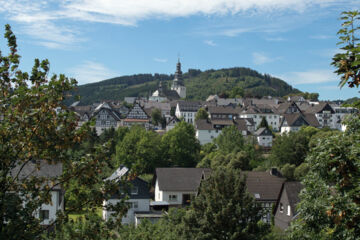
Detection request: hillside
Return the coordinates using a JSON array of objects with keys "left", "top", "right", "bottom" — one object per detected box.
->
[{"left": 64, "top": 67, "right": 300, "bottom": 105}]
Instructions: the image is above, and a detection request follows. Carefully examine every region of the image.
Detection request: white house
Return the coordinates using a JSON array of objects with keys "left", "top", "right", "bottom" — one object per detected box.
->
[
  {"left": 93, "top": 102, "right": 122, "bottom": 135},
  {"left": 280, "top": 113, "right": 320, "bottom": 134},
  {"left": 10, "top": 160, "right": 64, "bottom": 226},
  {"left": 255, "top": 127, "right": 273, "bottom": 147},
  {"left": 239, "top": 105, "right": 281, "bottom": 131},
  {"left": 123, "top": 103, "right": 150, "bottom": 129},
  {"left": 175, "top": 101, "right": 201, "bottom": 125},
  {"left": 102, "top": 166, "right": 151, "bottom": 225},
  {"left": 153, "top": 168, "right": 211, "bottom": 206}
]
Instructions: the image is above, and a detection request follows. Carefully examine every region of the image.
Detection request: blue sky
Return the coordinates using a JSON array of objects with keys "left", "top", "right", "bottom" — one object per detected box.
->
[{"left": 0, "top": 0, "right": 359, "bottom": 100}]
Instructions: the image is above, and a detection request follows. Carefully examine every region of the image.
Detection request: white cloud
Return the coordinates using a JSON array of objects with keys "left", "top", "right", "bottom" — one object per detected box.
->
[
  {"left": 153, "top": 58, "right": 168, "bottom": 63},
  {"left": 280, "top": 69, "right": 338, "bottom": 85},
  {"left": 204, "top": 40, "right": 217, "bottom": 46},
  {"left": 310, "top": 34, "right": 334, "bottom": 39},
  {"left": 265, "top": 37, "right": 286, "bottom": 41},
  {"left": 0, "top": 0, "right": 351, "bottom": 47},
  {"left": 69, "top": 61, "right": 119, "bottom": 85},
  {"left": 252, "top": 52, "right": 281, "bottom": 65}
]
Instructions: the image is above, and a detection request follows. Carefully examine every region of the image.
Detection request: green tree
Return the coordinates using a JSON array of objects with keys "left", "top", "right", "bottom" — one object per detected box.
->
[
  {"left": 0, "top": 25, "right": 122, "bottom": 239},
  {"left": 181, "top": 168, "right": 270, "bottom": 239},
  {"left": 214, "top": 125, "right": 244, "bottom": 154},
  {"left": 288, "top": 116, "right": 360, "bottom": 239},
  {"left": 229, "top": 86, "right": 244, "bottom": 98},
  {"left": 280, "top": 163, "right": 296, "bottom": 180},
  {"left": 161, "top": 121, "right": 201, "bottom": 167},
  {"left": 151, "top": 108, "right": 162, "bottom": 126},
  {"left": 115, "top": 125, "right": 163, "bottom": 174},
  {"left": 294, "top": 162, "right": 309, "bottom": 180},
  {"left": 332, "top": 11, "right": 360, "bottom": 88},
  {"left": 195, "top": 108, "right": 209, "bottom": 121},
  {"left": 259, "top": 117, "right": 269, "bottom": 129}
]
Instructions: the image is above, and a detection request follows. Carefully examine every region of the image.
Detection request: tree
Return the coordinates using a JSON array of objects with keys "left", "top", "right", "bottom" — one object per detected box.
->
[
  {"left": 214, "top": 125, "right": 244, "bottom": 154},
  {"left": 288, "top": 116, "right": 360, "bottom": 239},
  {"left": 229, "top": 86, "right": 244, "bottom": 98},
  {"left": 151, "top": 108, "right": 162, "bottom": 126},
  {"left": 115, "top": 125, "right": 163, "bottom": 174},
  {"left": 0, "top": 25, "right": 123, "bottom": 239},
  {"left": 259, "top": 117, "right": 269, "bottom": 129},
  {"left": 332, "top": 11, "right": 360, "bottom": 88},
  {"left": 161, "top": 121, "right": 201, "bottom": 167},
  {"left": 195, "top": 108, "right": 209, "bottom": 121},
  {"left": 181, "top": 168, "right": 270, "bottom": 239},
  {"left": 280, "top": 163, "right": 296, "bottom": 180}
]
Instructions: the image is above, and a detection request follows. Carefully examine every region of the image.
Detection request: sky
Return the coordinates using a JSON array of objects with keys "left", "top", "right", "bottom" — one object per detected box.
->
[{"left": 0, "top": 0, "right": 359, "bottom": 100}]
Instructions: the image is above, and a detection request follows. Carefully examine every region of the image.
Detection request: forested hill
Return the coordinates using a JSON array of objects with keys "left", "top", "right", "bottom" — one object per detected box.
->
[{"left": 64, "top": 67, "right": 301, "bottom": 105}]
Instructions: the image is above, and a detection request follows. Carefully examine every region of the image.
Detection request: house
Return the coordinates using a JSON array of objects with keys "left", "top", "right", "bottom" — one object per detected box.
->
[
  {"left": 280, "top": 113, "right": 320, "bottom": 134},
  {"left": 195, "top": 118, "right": 251, "bottom": 145},
  {"left": 92, "top": 102, "right": 122, "bottom": 135},
  {"left": 175, "top": 101, "right": 202, "bottom": 125},
  {"left": 244, "top": 170, "right": 286, "bottom": 223},
  {"left": 255, "top": 127, "right": 273, "bottom": 147},
  {"left": 102, "top": 166, "right": 151, "bottom": 225},
  {"left": 305, "top": 102, "right": 335, "bottom": 128},
  {"left": 239, "top": 104, "right": 281, "bottom": 131},
  {"left": 274, "top": 182, "right": 303, "bottom": 230},
  {"left": 10, "top": 160, "right": 64, "bottom": 226},
  {"left": 207, "top": 105, "right": 242, "bottom": 120},
  {"left": 166, "top": 116, "right": 180, "bottom": 131},
  {"left": 153, "top": 168, "right": 211, "bottom": 206},
  {"left": 332, "top": 106, "right": 358, "bottom": 131},
  {"left": 123, "top": 103, "right": 150, "bottom": 129}
]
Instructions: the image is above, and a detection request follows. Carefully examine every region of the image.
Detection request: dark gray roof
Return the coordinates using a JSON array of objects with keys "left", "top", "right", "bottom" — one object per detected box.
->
[
  {"left": 244, "top": 171, "right": 286, "bottom": 201},
  {"left": 281, "top": 113, "right": 319, "bottom": 128},
  {"left": 195, "top": 119, "right": 215, "bottom": 130},
  {"left": 276, "top": 102, "right": 302, "bottom": 114},
  {"left": 305, "top": 102, "right": 335, "bottom": 114},
  {"left": 208, "top": 106, "right": 241, "bottom": 115},
  {"left": 11, "top": 160, "right": 63, "bottom": 189},
  {"left": 155, "top": 168, "right": 211, "bottom": 191},
  {"left": 284, "top": 182, "right": 303, "bottom": 214},
  {"left": 255, "top": 127, "right": 273, "bottom": 136},
  {"left": 177, "top": 101, "right": 202, "bottom": 112}
]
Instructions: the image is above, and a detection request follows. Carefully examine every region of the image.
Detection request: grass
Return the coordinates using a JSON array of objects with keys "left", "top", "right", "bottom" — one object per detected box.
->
[{"left": 68, "top": 207, "right": 103, "bottom": 221}]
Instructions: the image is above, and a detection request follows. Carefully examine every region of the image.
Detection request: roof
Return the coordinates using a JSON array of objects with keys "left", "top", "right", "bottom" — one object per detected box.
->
[
  {"left": 284, "top": 182, "right": 303, "bottom": 214},
  {"left": 305, "top": 102, "right": 335, "bottom": 114},
  {"left": 155, "top": 168, "right": 211, "bottom": 192},
  {"left": 196, "top": 119, "right": 215, "bottom": 130},
  {"left": 281, "top": 113, "right": 319, "bottom": 128},
  {"left": 276, "top": 102, "right": 302, "bottom": 114},
  {"left": 243, "top": 171, "right": 286, "bottom": 201},
  {"left": 177, "top": 101, "right": 201, "bottom": 112},
  {"left": 255, "top": 127, "right": 273, "bottom": 136},
  {"left": 10, "top": 160, "right": 63, "bottom": 189},
  {"left": 207, "top": 106, "right": 241, "bottom": 115}
]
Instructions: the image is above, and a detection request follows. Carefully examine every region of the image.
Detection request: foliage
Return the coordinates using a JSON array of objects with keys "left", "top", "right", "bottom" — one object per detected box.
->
[
  {"left": 288, "top": 115, "right": 360, "bottom": 239},
  {"left": 195, "top": 108, "right": 209, "bottom": 121},
  {"left": 280, "top": 164, "right": 296, "bottom": 180},
  {"left": 214, "top": 125, "right": 244, "bottom": 154},
  {"left": 114, "top": 125, "right": 163, "bottom": 174},
  {"left": 259, "top": 117, "right": 269, "bottom": 129},
  {"left": 332, "top": 11, "right": 360, "bottom": 88},
  {"left": 65, "top": 67, "right": 301, "bottom": 105},
  {"left": 181, "top": 167, "right": 270, "bottom": 239},
  {"left": 228, "top": 86, "right": 244, "bottom": 98},
  {"left": 151, "top": 108, "right": 162, "bottom": 126},
  {"left": 0, "top": 25, "right": 123, "bottom": 239},
  {"left": 161, "top": 121, "right": 201, "bottom": 167},
  {"left": 293, "top": 162, "right": 309, "bottom": 180}
]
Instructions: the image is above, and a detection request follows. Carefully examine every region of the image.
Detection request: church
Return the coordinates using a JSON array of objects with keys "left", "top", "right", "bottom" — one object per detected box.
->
[{"left": 149, "top": 60, "right": 186, "bottom": 102}]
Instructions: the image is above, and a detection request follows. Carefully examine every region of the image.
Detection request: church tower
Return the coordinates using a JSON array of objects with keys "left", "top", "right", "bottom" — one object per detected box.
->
[{"left": 171, "top": 59, "right": 186, "bottom": 98}]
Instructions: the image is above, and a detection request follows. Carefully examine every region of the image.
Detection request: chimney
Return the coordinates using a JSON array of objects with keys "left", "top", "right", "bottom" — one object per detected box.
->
[{"left": 270, "top": 168, "right": 281, "bottom": 177}]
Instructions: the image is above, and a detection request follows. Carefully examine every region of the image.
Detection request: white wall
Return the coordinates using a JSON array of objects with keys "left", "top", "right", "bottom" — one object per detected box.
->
[
  {"left": 257, "top": 136, "right": 273, "bottom": 147},
  {"left": 196, "top": 130, "right": 221, "bottom": 145},
  {"left": 37, "top": 190, "right": 63, "bottom": 225},
  {"left": 239, "top": 114, "right": 280, "bottom": 131},
  {"left": 103, "top": 199, "right": 150, "bottom": 224}
]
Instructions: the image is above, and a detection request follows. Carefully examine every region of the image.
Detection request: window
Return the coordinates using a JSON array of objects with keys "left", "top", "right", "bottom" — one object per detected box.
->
[
  {"left": 287, "top": 205, "right": 291, "bottom": 216},
  {"left": 279, "top": 203, "right": 284, "bottom": 213},
  {"left": 40, "top": 210, "right": 49, "bottom": 220},
  {"left": 169, "top": 195, "right": 177, "bottom": 202},
  {"left": 131, "top": 186, "right": 138, "bottom": 195}
]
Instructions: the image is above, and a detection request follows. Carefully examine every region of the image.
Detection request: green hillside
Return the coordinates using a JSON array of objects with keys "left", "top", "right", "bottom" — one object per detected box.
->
[{"left": 64, "top": 67, "right": 300, "bottom": 105}]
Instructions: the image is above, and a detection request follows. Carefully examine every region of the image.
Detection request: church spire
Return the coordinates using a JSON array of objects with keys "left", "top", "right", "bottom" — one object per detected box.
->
[{"left": 174, "top": 58, "right": 183, "bottom": 86}]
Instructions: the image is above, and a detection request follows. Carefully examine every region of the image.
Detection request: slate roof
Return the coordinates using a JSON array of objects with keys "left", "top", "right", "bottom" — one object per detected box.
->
[
  {"left": 208, "top": 106, "right": 241, "bottom": 115},
  {"left": 195, "top": 119, "right": 215, "bottom": 130},
  {"left": 281, "top": 113, "right": 320, "bottom": 128},
  {"left": 243, "top": 171, "right": 286, "bottom": 201},
  {"left": 305, "top": 102, "right": 335, "bottom": 114},
  {"left": 284, "top": 182, "right": 303, "bottom": 214},
  {"left": 276, "top": 102, "right": 302, "bottom": 114},
  {"left": 255, "top": 127, "right": 273, "bottom": 136},
  {"left": 10, "top": 160, "right": 63, "bottom": 189},
  {"left": 155, "top": 168, "right": 211, "bottom": 192},
  {"left": 177, "top": 101, "right": 202, "bottom": 112}
]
